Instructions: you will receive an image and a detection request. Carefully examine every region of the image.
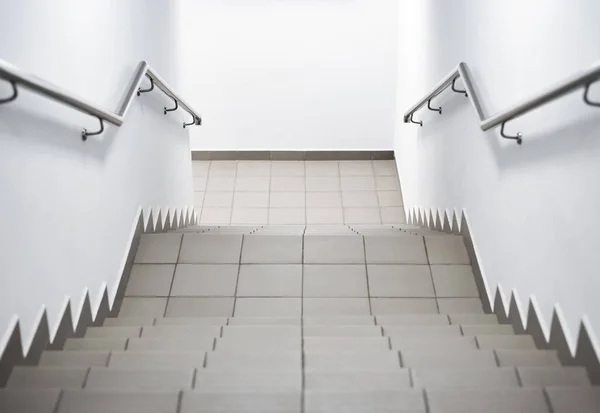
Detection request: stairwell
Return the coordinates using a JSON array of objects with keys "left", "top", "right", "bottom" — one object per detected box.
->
[{"left": 0, "top": 161, "right": 598, "bottom": 412}]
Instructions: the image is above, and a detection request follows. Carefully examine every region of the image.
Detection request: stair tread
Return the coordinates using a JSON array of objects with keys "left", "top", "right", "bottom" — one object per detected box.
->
[
  {"left": 0, "top": 389, "right": 61, "bottom": 413},
  {"left": 426, "top": 388, "right": 550, "bottom": 413},
  {"left": 85, "top": 367, "right": 194, "bottom": 391}
]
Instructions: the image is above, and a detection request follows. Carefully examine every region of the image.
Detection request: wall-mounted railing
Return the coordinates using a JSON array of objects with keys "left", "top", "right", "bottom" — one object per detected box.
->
[
  {"left": 403, "top": 61, "right": 600, "bottom": 144},
  {"left": 0, "top": 60, "right": 201, "bottom": 140}
]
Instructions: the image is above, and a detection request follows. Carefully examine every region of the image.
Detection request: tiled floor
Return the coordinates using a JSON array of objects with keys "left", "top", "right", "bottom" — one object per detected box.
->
[
  {"left": 121, "top": 232, "right": 481, "bottom": 318},
  {"left": 192, "top": 160, "right": 405, "bottom": 225}
]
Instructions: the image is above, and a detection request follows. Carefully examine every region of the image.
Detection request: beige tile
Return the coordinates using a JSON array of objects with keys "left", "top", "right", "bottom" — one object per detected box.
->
[
  {"left": 338, "top": 161, "right": 374, "bottom": 176},
  {"left": 306, "top": 192, "right": 342, "bottom": 207},
  {"left": 119, "top": 298, "right": 168, "bottom": 317},
  {"left": 371, "top": 298, "right": 438, "bottom": 314},
  {"left": 125, "top": 264, "right": 175, "bottom": 297},
  {"left": 235, "top": 177, "right": 270, "bottom": 192},
  {"left": 341, "top": 191, "right": 379, "bottom": 207},
  {"left": 233, "top": 191, "right": 269, "bottom": 208},
  {"left": 270, "top": 176, "right": 305, "bottom": 192},
  {"left": 368, "top": 265, "right": 435, "bottom": 298},
  {"left": 166, "top": 297, "right": 234, "bottom": 317},
  {"left": 377, "top": 191, "right": 403, "bottom": 207},
  {"left": 373, "top": 160, "right": 398, "bottom": 176},
  {"left": 209, "top": 161, "right": 237, "bottom": 176},
  {"left": 193, "top": 192, "right": 205, "bottom": 208},
  {"left": 425, "top": 236, "right": 470, "bottom": 264},
  {"left": 193, "top": 176, "right": 207, "bottom": 191},
  {"left": 192, "top": 161, "right": 210, "bottom": 176},
  {"left": 236, "top": 265, "right": 302, "bottom": 297},
  {"left": 306, "top": 177, "right": 341, "bottom": 192},
  {"left": 307, "top": 208, "right": 344, "bottom": 224},
  {"left": 269, "top": 208, "right": 306, "bottom": 224},
  {"left": 206, "top": 176, "right": 236, "bottom": 192},
  {"left": 270, "top": 192, "right": 305, "bottom": 208},
  {"left": 236, "top": 161, "right": 271, "bottom": 176},
  {"left": 170, "top": 264, "right": 239, "bottom": 297},
  {"left": 341, "top": 176, "right": 376, "bottom": 191},
  {"left": 381, "top": 207, "right": 406, "bottom": 224},
  {"left": 303, "top": 298, "right": 371, "bottom": 316},
  {"left": 344, "top": 208, "right": 381, "bottom": 224},
  {"left": 234, "top": 298, "right": 302, "bottom": 317},
  {"left": 431, "top": 265, "right": 478, "bottom": 297},
  {"left": 375, "top": 176, "right": 401, "bottom": 190},
  {"left": 200, "top": 208, "right": 231, "bottom": 224},
  {"left": 231, "top": 208, "right": 268, "bottom": 224},
  {"left": 305, "top": 161, "right": 339, "bottom": 176},
  {"left": 271, "top": 161, "right": 305, "bottom": 176},
  {"left": 303, "top": 265, "right": 368, "bottom": 297},
  {"left": 203, "top": 191, "right": 233, "bottom": 207}
]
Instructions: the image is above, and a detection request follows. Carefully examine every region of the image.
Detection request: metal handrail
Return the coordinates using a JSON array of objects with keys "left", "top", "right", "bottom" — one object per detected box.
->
[
  {"left": 403, "top": 61, "right": 600, "bottom": 144},
  {"left": 0, "top": 60, "right": 201, "bottom": 140}
]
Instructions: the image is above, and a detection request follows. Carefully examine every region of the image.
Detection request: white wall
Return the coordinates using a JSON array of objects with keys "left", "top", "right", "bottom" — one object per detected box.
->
[
  {"left": 395, "top": 0, "right": 600, "bottom": 351},
  {"left": 0, "top": 0, "right": 194, "bottom": 354},
  {"left": 178, "top": 0, "right": 398, "bottom": 151}
]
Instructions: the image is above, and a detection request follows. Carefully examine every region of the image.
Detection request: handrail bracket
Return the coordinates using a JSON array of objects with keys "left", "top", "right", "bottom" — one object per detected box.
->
[
  {"left": 427, "top": 99, "right": 442, "bottom": 114},
  {"left": 137, "top": 77, "right": 154, "bottom": 96},
  {"left": 583, "top": 82, "right": 600, "bottom": 107},
  {"left": 500, "top": 122, "right": 522, "bottom": 145},
  {"left": 164, "top": 98, "right": 178, "bottom": 115},
  {"left": 0, "top": 81, "right": 18, "bottom": 104},
  {"left": 81, "top": 118, "right": 105, "bottom": 141},
  {"left": 451, "top": 77, "right": 468, "bottom": 97},
  {"left": 409, "top": 113, "right": 423, "bottom": 127}
]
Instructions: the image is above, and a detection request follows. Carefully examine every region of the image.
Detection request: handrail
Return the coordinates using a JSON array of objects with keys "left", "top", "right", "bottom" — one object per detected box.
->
[
  {"left": 0, "top": 60, "right": 201, "bottom": 140},
  {"left": 403, "top": 61, "right": 600, "bottom": 144}
]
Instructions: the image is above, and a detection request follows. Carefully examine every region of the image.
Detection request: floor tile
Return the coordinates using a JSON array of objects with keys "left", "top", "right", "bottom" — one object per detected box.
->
[
  {"left": 495, "top": 350, "right": 560, "bottom": 367},
  {"left": 231, "top": 208, "right": 268, "bottom": 224},
  {"left": 303, "top": 298, "right": 371, "bottom": 315},
  {"left": 338, "top": 161, "right": 374, "bottom": 176},
  {"left": 0, "top": 389, "right": 58, "bottom": 413},
  {"left": 57, "top": 390, "right": 180, "bottom": 413},
  {"left": 305, "top": 371, "right": 410, "bottom": 391},
  {"left": 170, "top": 264, "right": 238, "bottom": 296},
  {"left": 206, "top": 176, "right": 236, "bottom": 191},
  {"left": 236, "top": 265, "right": 302, "bottom": 297},
  {"left": 205, "top": 352, "right": 300, "bottom": 370},
  {"left": 401, "top": 349, "right": 497, "bottom": 368},
  {"left": 426, "top": 388, "right": 549, "bottom": 413},
  {"left": 306, "top": 177, "right": 341, "bottom": 192},
  {"left": 373, "top": 160, "right": 398, "bottom": 176},
  {"left": 304, "top": 235, "right": 365, "bottom": 263},
  {"left": 241, "top": 235, "right": 302, "bottom": 264},
  {"left": 199, "top": 208, "right": 231, "bottom": 224},
  {"left": 271, "top": 177, "right": 305, "bottom": 192},
  {"left": 377, "top": 191, "right": 403, "bottom": 206},
  {"left": 203, "top": 191, "right": 233, "bottom": 207},
  {"left": 437, "top": 298, "right": 483, "bottom": 313},
  {"left": 412, "top": 367, "right": 519, "bottom": 388},
  {"left": 119, "top": 298, "right": 168, "bottom": 317},
  {"left": 431, "top": 265, "right": 479, "bottom": 297},
  {"left": 85, "top": 367, "right": 194, "bottom": 391},
  {"left": 208, "top": 161, "right": 237, "bottom": 176},
  {"left": 271, "top": 161, "right": 305, "bottom": 177},
  {"left": 306, "top": 192, "right": 342, "bottom": 207},
  {"left": 235, "top": 177, "right": 270, "bottom": 191},
  {"left": 546, "top": 386, "right": 600, "bottom": 413},
  {"left": 303, "top": 265, "right": 368, "bottom": 297},
  {"left": 125, "top": 265, "right": 175, "bottom": 297},
  {"left": 364, "top": 235, "right": 427, "bottom": 264},
  {"left": 7, "top": 366, "right": 88, "bottom": 389},
  {"left": 380, "top": 207, "right": 406, "bottom": 224},
  {"left": 306, "top": 208, "right": 344, "bottom": 224},
  {"left": 375, "top": 176, "right": 400, "bottom": 190},
  {"left": 192, "top": 161, "right": 210, "bottom": 176},
  {"left": 344, "top": 208, "right": 381, "bottom": 224},
  {"left": 108, "top": 352, "right": 206, "bottom": 369},
  {"left": 305, "top": 161, "right": 339, "bottom": 176},
  {"left": 425, "top": 235, "right": 470, "bottom": 264},
  {"left": 269, "top": 208, "right": 305, "bottom": 224},
  {"left": 179, "top": 234, "right": 243, "bottom": 263},
  {"left": 305, "top": 390, "right": 424, "bottom": 411},
  {"left": 305, "top": 352, "right": 400, "bottom": 371},
  {"left": 194, "top": 370, "right": 302, "bottom": 392},
  {"left": 181, "top": 391, "right": 301, "bottom": 412},
  {"left": 39, "top": 351, "right": 110, "bottom": 367},
  {"left": 368, "top": 265, "right": 435, "bottom": 297},
  {"left": 166, "top": 297, "right": 234, "bottom": 317},
  {"left": 517, "top": 366, "right": 590, "bottom": 387},
  {"left": 270, "top": 192, "right": 305, "bottom": 208},
  {"left": 341, "top": 191, "right": 379, "bottom": 207},
  {"left": 340, "top": 176, "right": 376, "bottom": 191},
  {"left": 233, "top": 191, "right": 269, "bottom": 208},
  {"left": 236, "top": 161, "right": 271, "bottom": 177},
  {"left": 370, "top": 298, "right": 438, "bottom": 314},
  {"left": 193, "top": 192, "right": 205, "bottom": 208},
  {"left": 134, "top": 234, "right": 182, "bottom": 264},
  {"left": 234, "top": 298, "right": 301, "bottom": 317},
  {"left": 193, "top": 176, "right": 207, "bottom": 191}
]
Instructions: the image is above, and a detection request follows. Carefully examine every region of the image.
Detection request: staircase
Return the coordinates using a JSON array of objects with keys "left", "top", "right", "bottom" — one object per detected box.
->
[{"left": 1, "top": 225, "right": 598, "bottom": 412}]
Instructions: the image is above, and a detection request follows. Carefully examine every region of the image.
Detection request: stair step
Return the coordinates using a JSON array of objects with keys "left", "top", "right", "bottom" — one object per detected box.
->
[
  {"left": 305, "top": 352, "right": 400, "bottom": 371},
  {"left": 517, "top": 366, "right": 591, "bottom": 386},
  {"left": 194, "top": 370, "right": 302, "bottom": 392},
  {"left": 426, "top": 388, "right": 549, "bottom": 413},
  {"left": 221, "top": 326, "right": 301, "bottom": 338},
  {"left": 154, "top": 317, "right": 228, "bottom": 326},
  {"left": 103, "top": 317, "right": 155, "bottom": 326},
  {"left": 305, "top": 371, "right": 411, "bottom": 391},
  {"left": 141, "top": 325, "right": 222, "bottom": 338},
  {"left": 391, "top": 336, "right": 477, "bottom": 351},
  {"left": 7, "top": 366, "right": 88, "bottom": 389},
  {"left": 108, "top": 351, "right": 206, "bottom": 369},
  {"left": 205, "top": 352, "right": 301, "bottom": 370},
  {"left": 228, "top": 317, "right": 300, "bottom": 326},
  {"left": 85, "top": 326, "right": 142, "bottom": 338},
  {"left": 126, "top": 337, "right": 215, "bottom": 351},
  {"left": 304, "top": 337, "right": 390, "bottom": 352},
  {"left": 215, "top": 336, "right": 301, "bottom": 352},
  {"left": 476, "top": 335, "right": 536, "bottom": 350},
  {"left": 304, "top": 326, "right": 383, "bottom": 337},
  {"left": 39, "top": 351, "right": 109, "bottom": 367},
  {"left": 56, "top": 390, "right": 179, "bottom": 413},
  {"left": 448, "top": 314, "right": 498, "bottom": 325},
  {"left": 400, "top": 350, "right": 497, "bottom": 368},
  {"left": 304, "top": 390, "right": 425, "bottom": 412},
  {"left": 85, "top": 367, "right": 194, "bottom": 391},
  {"left": 375, "top": 315, "right": 449, "bottom": 326},
  {"left": 0, "top": 389, "right": 61, "bottom": 413},
  {"left": 304, "top": 316, "right": 376, "bottom": 326},
  {"left": 181, "top": 391, "right": 301, "bottom": 412},
  {"left": 383, "top": 325, "right": 462, "bottom": 337},
  {"left": 495, "top": 350, "right": 560, "bottom": 367},
  {"left": 412, "top": 368, "right": 519, "bottom": 388},
  {"left": 63, "top": 338, "right": 127, "bottom": 351},
  {"left": 461, "top": 325, "right": 514, "bottom": 336},
  {"left": 545, "top": 386, "right": 600, "bottom": 413}
]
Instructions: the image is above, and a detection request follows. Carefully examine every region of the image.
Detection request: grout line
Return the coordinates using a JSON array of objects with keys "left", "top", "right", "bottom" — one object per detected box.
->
[
  {"left": 421, "top": 237, "right": 441, "bottom": 314},
  {"left": 175, "top": 390, "right": 184, "bottom": 413},
  {"left": 514, "top": 366, "right": 523, "bottom": 387},
  {"left": 231, "top": 235, "right": 245, "bottom": 317},
  {"left": 422, "top": 388, "right": 431, "bottom": 413},
  {"left": 164, "top": 238, "right": 184, "bottom": 317},
  {"left": 191, "top": 368, "right": 198, "bottom": 390},
  {"left": 51, "top": 390, "right": 64, "bottom": 413},
  {"left": 81, "top": 367, "right": 91, "bottom": 389},
  {"left": 362, "top": 236, "right": 373, "bottom": 316},
  {"left": 542, "top": 388, "right": 557, "bottom": 413},
  {"left": 301, "top": 229, "right": 306, "bottom": 413},
  {"left": 228, "top": 161, "right": 239, "bottom": 225}
]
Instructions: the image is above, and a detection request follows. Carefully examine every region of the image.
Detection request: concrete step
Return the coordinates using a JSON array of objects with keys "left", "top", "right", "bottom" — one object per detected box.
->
[
  {"left": 391, "top": 336, "right": 477, "bottom": 351},
  {"left": 304, "top": 337, "right": 390, "bottom": 352},
  {"left": 181, "top": 391, "right": 301, "bottom": 412},
  {"left": 141, "top": 325, "right": 222, "bottom": 339},
  {"left": 228, "top": 317, "right": 300, "bottom": 326},
  {"left": 305, "top": 371, "right": 411, "bottom": 391},
  {"left": 154, "top": 317, "right": 229, "bottom": 326},
  {"left": 546, "top": 386, "right": 600, "bottom": 413},
  {"left": 7, "top": 366, "right": 88, "bottom": 389},
  {"left": 460, "top": 324, "right": 515, "bottom": 336},
  {"left": 126, "top": 337, "right": 215, "bottom": 351},
  {"left": 426, "top": 388, "right": 549, "bottom": 413},
  {"left": 495, "top": 350, "right": 561, "bottom": 367},
  {"left": 39, "top": 351, "right": 109, "bottom": 367},
  {"left": 215, "top": 336, "right": 301, "bottom": 352},
  {"left": 205, "top": 352, "right": 301, "bottom": 370},
  {"left": 517, "top": 366, "right": 591, "bottom": 386},
  {"left": 375, "top": 315, "right": 450, "bottom": 326},
  {"left": 85, "top": 326, "right": 142, "bottom": 338},
  {"left": 303, "top": 326, "right": 383, "bottom": 337},
  {"left": 194, "top": 370, "right": 302, "bottom": 392},
  {"left": 412, "top": 368, "right": 520, "bottom": 388},
  {"left": 103, "top": 317, "right": 155, "bottom": 326},
  {"left": 63, "top": 338, "right": 127, "bottom": 351},
  {"left": 400, "top": 350, "right": 497, "bottom": 368},
  {"left": 84, "top": 368, "right": 193, "bottom": 391},
  {"left": 476, "top": 335, "right": 536, "bottom": 350},
  {"left": 56, "top": 390, "right": 179, "bottom": 413},
  {"left": 305, "top": 352, "right": 400, "bottom": 371},
  {"left": 448, "top": 314, "right": 499, "bottom": 325},
  {"left": 108, "top": 351, "right": 206, "bottom": 369},
  {"left": 303, "top": 316, "right": 376, "bottom": 326},
  {"left": 383, "top": 325, "right": 462, "bottom": 337},
  {"left": 0, "top": 389, "right": 61, "bottom": 413},
  {"left": 304, "top": 390, "right": 425, "bottom": 412},
  {"left": 221, "top": 326, "right": 301, "bottom": 338}
]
